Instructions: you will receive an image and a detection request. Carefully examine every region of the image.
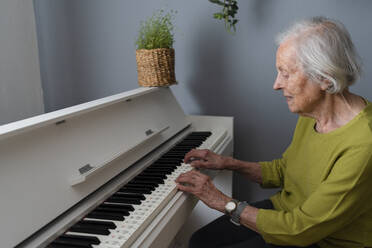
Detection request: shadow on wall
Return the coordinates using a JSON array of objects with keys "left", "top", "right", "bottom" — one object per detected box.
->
[
  {"left": 249, "top": 0, "right": 276, "bottom": 27},
  {"left": 185, "top": 25, "right": 237, "bottom": 116}
]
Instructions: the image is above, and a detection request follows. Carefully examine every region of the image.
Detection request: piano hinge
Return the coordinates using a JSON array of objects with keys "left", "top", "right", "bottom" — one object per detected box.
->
[
  {"left": 55, "top": 120, "right": 66, "bottom": 125},
  {"left": 145, "top": 129, "right": 154, "bottom": 136},
  {"left": 78, "top": 164, "right": 94, "bottom": 175}
]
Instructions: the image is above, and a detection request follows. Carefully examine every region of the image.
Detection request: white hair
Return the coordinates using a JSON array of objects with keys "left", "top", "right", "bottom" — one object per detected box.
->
[{"left": 276, "top": 16, "right": 362, "bottom": 94}]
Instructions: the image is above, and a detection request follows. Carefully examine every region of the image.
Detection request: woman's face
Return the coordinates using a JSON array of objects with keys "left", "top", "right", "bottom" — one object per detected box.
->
[{"left": 273, "top": 40, "right": 326, "bottom": 115}]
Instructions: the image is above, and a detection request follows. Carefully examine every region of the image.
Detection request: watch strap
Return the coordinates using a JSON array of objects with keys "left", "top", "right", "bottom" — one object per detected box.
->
[{"left": 230, "top": 201, "right": 249, "bottom": 226}]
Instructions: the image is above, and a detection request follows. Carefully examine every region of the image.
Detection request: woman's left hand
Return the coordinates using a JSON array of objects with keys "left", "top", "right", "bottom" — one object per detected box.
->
[{"left": 175, "top": 170, "right": 231, "bottom": 212}]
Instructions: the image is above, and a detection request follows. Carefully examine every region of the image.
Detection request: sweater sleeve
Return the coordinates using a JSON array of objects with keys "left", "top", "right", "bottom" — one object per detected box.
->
[
  {"left": 259, "top": 158, "right": 286, "bottom": 188},
  {"left": 256, "top": 145, "right": 372, "bottom": 247}
]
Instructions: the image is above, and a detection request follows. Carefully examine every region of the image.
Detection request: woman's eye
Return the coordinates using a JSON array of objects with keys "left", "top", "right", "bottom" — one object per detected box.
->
[{"left": 282, "top": 73, "right": 289, "bottom": 79}]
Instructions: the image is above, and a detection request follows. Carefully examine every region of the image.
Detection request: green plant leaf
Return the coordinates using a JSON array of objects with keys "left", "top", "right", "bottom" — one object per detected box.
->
[{"left": 136, "top": 9, "right": 175, "bottom": 49}]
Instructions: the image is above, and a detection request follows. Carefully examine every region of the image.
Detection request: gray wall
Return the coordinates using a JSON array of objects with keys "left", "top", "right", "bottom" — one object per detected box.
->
[
  {"left": 0, "top": 0, "right": 44, "bottom": 125},
  {"left": 34, "top": 0, "right": 372, "bottom": 201}
]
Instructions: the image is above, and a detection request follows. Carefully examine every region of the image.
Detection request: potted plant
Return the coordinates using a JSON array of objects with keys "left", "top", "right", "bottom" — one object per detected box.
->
[
  {"left": 209, "top": 0, "right": 239, "bottom": 34},
  {"left": 135, "top": 9, "right": 177, "bottom": 87}
]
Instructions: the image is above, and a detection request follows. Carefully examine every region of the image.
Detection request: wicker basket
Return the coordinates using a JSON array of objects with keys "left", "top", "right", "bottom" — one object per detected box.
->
[{"left": 136, "top": 48, "right": 176, "bottom": 87}]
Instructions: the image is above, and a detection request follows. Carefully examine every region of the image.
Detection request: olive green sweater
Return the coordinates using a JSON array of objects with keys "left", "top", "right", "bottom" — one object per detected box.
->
[{"left": 257, "top": 102, "right": 372, "bottom": 248}]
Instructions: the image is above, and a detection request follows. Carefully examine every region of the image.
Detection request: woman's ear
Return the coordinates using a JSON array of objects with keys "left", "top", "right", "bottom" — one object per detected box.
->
[{"left": 319, "top": 79, "right": 332, "bottom": 91}]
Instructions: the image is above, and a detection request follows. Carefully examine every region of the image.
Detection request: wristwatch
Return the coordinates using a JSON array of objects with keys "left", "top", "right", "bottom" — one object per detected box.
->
[
  {"left": 224, "top": 199, "right": 238, "bottom": 216},
  {"left": 230, "top": 201, "right": 250, "bottom": 226}
]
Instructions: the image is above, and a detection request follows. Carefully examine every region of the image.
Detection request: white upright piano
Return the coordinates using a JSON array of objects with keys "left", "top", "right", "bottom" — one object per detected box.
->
[{"left": 0, "top": 87, "right": 233, "bottom": 248}]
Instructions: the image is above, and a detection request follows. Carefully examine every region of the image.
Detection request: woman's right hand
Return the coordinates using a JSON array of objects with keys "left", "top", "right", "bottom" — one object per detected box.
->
[{"left": 183, "top": 149, "right": 230, "bottom": 170}]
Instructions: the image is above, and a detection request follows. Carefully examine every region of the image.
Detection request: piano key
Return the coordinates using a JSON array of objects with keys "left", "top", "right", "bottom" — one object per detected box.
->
[
  {"left": 50, "top": 234, "right": 100, "bottom": 248},
  {"left": 63, "top": 231, "right": 120, "bottom": 248},
  {"left": 69, "top": 224, "right": 111, "bottom": 236},
  {"left": 80, "top": 220, "right": 116, "bottom": 229},
  {"left": 138, "top": 172, "right": 167, "bottom": 179},
  {"left": 95, "top": 206, "right": 130, "bottom": 216},
  {"left": 131, "top": 178, "right": 159, "bottom": 187},
  {"left": 177, "top": 140, "right": 203, "bottom": 144},
  {"left": 187, "top": 131, "right": 212, "bottom": 136},
  {"left": 162, "top": 154, "right": 184, "bottom": 161},
  {"left": 100, "top": 203, "right": 134, "bottom": 212},
  {"left": 149, "top": 164, "right": 177, "bottom": 169},
  {"left": 155, "top": 158, "right": 183, "bottom": 163},
  {"left": 86, "top": 211, "right": 125, "bottom": 221},
  {"left": 113, "top": 193, "right": 145, "bottom": 200},
  {"left": 134, "top": 175, "right": 164, "bottom": 184},
  {"left": 48, "top": 242, "right": 91, "bottom": 248},
  {"left": 123, "top": 183, "right": 156, "bottom": 191},
  {"left": 61, "top": 234, "right": 100, "bottom": 244},
  {"left": 143, "top": 168, "right": 174, "bottom": 174},
  {"left": 106, "top": 196, "right": 141, "bottom": 205},
  {"left": 118, "top": 187, "right": 152, "bottom": 194},
  {"left": 182, "top": 137, "right": 208, "bottom": 141}
]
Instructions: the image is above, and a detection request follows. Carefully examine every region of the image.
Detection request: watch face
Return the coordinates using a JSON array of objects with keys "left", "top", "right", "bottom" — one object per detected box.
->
[{"left": 226, "top": 201, "right": 237, "bottom": 212}]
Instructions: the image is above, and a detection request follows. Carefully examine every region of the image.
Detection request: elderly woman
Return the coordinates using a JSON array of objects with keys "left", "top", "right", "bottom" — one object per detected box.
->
[{"left": 176, "top": 17, "right": 372, "bottom": 248}]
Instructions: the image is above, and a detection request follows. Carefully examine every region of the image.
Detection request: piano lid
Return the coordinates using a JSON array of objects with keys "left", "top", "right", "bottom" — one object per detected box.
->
[{"left": 0, "top": 87, "right": 190, "bottom": 247}]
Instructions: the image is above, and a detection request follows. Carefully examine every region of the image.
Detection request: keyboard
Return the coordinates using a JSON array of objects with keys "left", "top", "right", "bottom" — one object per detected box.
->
[{"left": 48, "top": 129, "right": 227, "bottom": 248}]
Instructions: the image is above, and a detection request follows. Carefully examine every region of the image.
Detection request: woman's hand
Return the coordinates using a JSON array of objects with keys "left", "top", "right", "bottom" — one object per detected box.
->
[
  {"left": 183, "top": 149, "right": 229, "bottom": 170},
  {"left": 175, "top": 170, "right": 231, "bottom": 212}
]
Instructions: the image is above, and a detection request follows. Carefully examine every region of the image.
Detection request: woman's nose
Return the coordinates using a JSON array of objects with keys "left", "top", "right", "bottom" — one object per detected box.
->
[{"left": 273, "top": 75, "right": 282, "bottom": 90}]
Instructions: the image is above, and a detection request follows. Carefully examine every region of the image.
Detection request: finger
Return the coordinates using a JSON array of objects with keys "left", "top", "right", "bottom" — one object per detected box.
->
[
  {"left": 175, "top": 171, "right": 194, "bottom": 182},
  {"left": 189, "top": 170, "right": 204, "bottom": 177},
  {"left": 190, "top": 160, "right": 210, "bottom": 169},
  {"left": 184, "top": 149, "right": 208, "bottom": 163},
  {"left": 176, "top": 182, "right": 194, "bottom": 193},
  {"left": 175, "top": 173, "right": 193, "bottom": 184}
]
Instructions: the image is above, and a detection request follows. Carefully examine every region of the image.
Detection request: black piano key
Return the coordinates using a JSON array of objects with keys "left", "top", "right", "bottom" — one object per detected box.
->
[
  {"left": 68, "top": 220, "right": 114, "bottom": 235},
  {"left": 139, "top": 172, "right": 167, "bottom": 179},
  {"left": 124, "top": 183, "right": 156, "bottom": 191},
  {"left": 69, "top": 219, "right": 115, "bottom": 235},
  {"left": 118, "top": 187, "right": 152, "bottom": 194},
  {"left": 79, "top": 219, "right": 116, "bottom": 229},
  {"left": 50, "top": 234, "right": 100, "bottom": 248},
  {"left": 150, "top": 163, "right": 178, "bottom": 168},
  {"left": 163, "top": 154, "right": 187, "bottom": 157},
  {"left": 189, "top": 131, "right": 212, "bottom": 135},
  {"left": 95, "top": 206, "right": 130, "bottom": 216},
  {"left": 101, "top": 203, "right": 134, "bottom": 212},
  {"left": 113, "top": 192, "right": 145, "bottom": 200},
  {"left": 107, "top": 196, "right": 142, "bottom": 205},
  {"left": 164, "top": 151, "right": 189, "bottom": 154},
  {"left": 169, "top": 150, "right": 193, "bottom": 153},
  {"left": 144, "top": 168, "right": 173, "bottom": 174},
  {"left": 183, "top": 137, "right": 207, "bottom": 141},
  {"left": 129, "top": 179, "right": 160, "bottom": 186},
  {"left": 86, "top": 210, "right": 125, "bottom": 221},
  {"left": 161, "top": 154, "right": 185, "bottom": 158},
  {"left": 135, "top": 175, "right": 164, "bottom": 184},
  {"left": 48, "top": 242, "right": 91, "bottom": 248},
  {"left": 155, "top": 158, "right": 182, "bottom": 163},
  {"left": 161, "top": 157, "right": 184, "bottom": 161},
  {"left": 60, "top": 234, "right": 100, "bottom": 244},
  {"left": 172, "top": 146, "right": 197, "bottom": 149},
  {"left": 178, "top": 140, "right": 203, "bottom": 144},
  {"left": 169, "top": 147, "right": 192, "bottom": 150},
  {"left": 69, "top": 226, "right": 110, "bottom": 236},
  {"left": 128, "top": 179, "right": 159, "bottom": 187}
]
